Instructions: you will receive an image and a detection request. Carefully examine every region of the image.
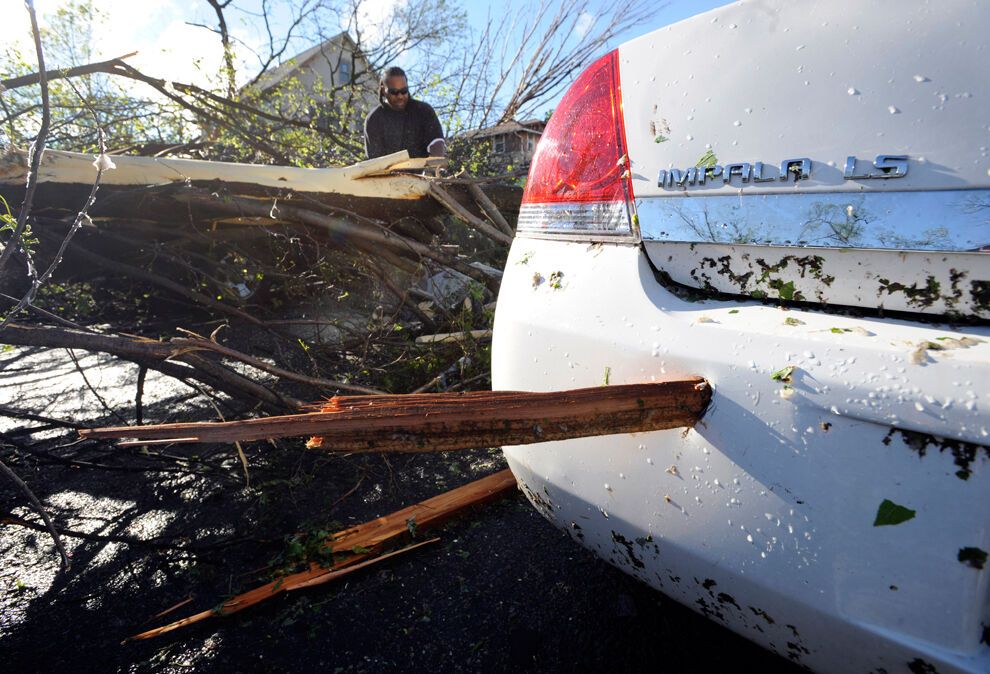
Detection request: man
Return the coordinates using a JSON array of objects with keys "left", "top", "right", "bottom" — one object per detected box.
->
[{"left": 364, "top": 66, "right": 445, "bottom": 160}]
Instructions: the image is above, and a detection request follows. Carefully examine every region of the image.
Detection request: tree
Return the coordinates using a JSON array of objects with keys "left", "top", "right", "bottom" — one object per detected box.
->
[{"left": 3, "top": 0, "right": 651, "bottom": 169}]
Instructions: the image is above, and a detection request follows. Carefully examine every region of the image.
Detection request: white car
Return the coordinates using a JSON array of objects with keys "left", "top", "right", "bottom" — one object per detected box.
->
[{"left": 492, "top": 1, "right": 990, "bottom": 672}]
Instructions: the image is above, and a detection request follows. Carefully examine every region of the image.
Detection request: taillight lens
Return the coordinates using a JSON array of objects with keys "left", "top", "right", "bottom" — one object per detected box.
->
[{"left": 519, "top": 50, "right": 635, "bottom": 237}]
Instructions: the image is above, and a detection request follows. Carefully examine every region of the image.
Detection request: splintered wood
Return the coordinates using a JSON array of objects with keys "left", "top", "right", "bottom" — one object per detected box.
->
[
  {"left": 80, "top": 379, "right": 712, "bottom": 451},
  {"left": 127, "top": 468, "right": 518, "bottom": 641}
]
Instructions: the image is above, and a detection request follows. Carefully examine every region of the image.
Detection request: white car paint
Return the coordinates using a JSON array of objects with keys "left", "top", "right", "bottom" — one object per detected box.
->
[{"left": 495, "top": 240, "right": 989, "bottom": 672}]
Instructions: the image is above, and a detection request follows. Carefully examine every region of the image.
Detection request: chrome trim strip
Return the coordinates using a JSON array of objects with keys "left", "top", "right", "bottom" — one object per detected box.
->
[{"left": 638, "top": 189, "right": 990, "bottom": 253}]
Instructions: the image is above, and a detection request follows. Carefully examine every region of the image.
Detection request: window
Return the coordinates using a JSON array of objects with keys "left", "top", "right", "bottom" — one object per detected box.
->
[
  {"left": 492, "top": 136, "right": 506, "bottom": 154},
  {"left": 527, "top": 137, "right": 535, "bottom": 152},
  {"left": 339, "top": 60, "right": 352, "bottom": 85}
]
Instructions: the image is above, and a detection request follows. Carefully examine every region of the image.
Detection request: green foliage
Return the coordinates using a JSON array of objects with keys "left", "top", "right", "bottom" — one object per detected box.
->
[
  {"left": 269, "top": 525, "right": 339, "bottom": 577},
  {"left": 0, "top": 195, "right": 37, "bottom": 256},
  {"left": 35, "top": 281, "right": 97, "bottom": 319},
  {"left": 445, "top": 135, "right": 504, "bottom": 178}
]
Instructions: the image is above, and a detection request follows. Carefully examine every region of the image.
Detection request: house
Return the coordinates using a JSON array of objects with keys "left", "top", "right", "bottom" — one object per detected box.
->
[
  {"left": 464, "top": 118, "right": 546, "bottom": 170},
  {"left": 245, "top": 32, "right": 378, "bottom": 128}
]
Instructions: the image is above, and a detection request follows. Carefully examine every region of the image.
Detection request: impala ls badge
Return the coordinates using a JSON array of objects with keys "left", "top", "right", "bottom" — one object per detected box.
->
[
  {"left": 843, "top": 154, "right": 909, "bottom": 179},
  {"left": 657, "top": 154, "right": 909, "bottom": 188}
]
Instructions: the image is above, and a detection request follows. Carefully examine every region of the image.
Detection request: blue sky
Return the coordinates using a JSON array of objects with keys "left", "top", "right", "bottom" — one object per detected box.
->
[{"left": 460, "top": 0, "right": 731, "bottom": 48}]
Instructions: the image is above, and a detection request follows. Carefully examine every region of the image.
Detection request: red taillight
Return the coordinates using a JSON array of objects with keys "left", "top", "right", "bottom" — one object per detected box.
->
[{"left": 519, "top": 50, "right": 634, "bottom": 236}]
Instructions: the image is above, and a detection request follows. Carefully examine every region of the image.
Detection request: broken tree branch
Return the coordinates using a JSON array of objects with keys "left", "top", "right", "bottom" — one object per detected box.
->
[
  {"left": 125, "top": 468, "right": 517, "bottom": 640},
  {"left": 415, "top": 329, "right": 492, "bottom": 344},
  {"left": 80, "top": 380, "right": 713, "bottom": 451},
  {"left": 428, "top": 183, "right": 513, "bottom": 246},
  {"left": 0, "top": 323, "right": 303, "bottom": 410},
  {"left": 170, "top": 335, "right": 385, "bottom": 395},
  {"left": 467, "top": 182, "right": 514, "bottom": 238},
  {"left": 0, "top": 52, "right": 138, "bottom": 90},
  {"left": 175, "top": 189, "right": 502, "bottom": 293}
]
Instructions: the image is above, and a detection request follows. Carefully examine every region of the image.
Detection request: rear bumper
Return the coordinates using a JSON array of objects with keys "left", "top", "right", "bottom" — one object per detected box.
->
[{"left": 492, "top": 237, "right": 990, "bottom": 673}]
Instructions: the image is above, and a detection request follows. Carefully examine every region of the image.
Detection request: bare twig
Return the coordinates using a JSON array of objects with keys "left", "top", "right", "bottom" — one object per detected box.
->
[
  {"left": 65, "top": 348, "right": 130, "bottom": 425},
  {"left": 0, "top": 79, "right": 110, "bottom": 331},
  {"left": 171, "top": 332, "right": 385, "bottom": 395},
  {"left": 0, "top": 405, "right": 92, "bottom": 430},
  {"left": 135, "top": 365, "right": 147, "bottom": 425},
  {"left": 0, "top": 323, "right": 303, "bottom": 411},
  {"left": 0, "top": 0, "right": 50, "bottom": 279},
  {"left": 182, "top": 378, "right": 250, "bottom": 486},
  {"left": 0, "top": 457, "right": 70, "bottom": 571}
]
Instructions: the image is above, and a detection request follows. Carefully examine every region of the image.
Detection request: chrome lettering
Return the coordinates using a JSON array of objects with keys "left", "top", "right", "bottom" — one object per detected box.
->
[
  {"left": 873, "top": 154, "right": 909, "bottom": 178},
  {"left": 656, "top": 154, "right": 905, "bottom": 189},
  {"left": 845, "top": 154, "right": 909, "bottom": 180},
  {"left": 779, "top": 158, "right": 811, "bottom": 182},
  {"left": 752, "top": 162, "right": 776, "bottom": 182},
  {"left": 723, "top": 163, "right": 752, "bottom": 184}
]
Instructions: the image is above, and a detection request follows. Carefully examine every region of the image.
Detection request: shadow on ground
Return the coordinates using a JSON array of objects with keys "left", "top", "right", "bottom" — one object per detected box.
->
[
  {"left": 0, "top": 414, "right": 802, "bottom": 673},
  {"left": 0, "top": 335, "right": 801, "bottom": 674}
]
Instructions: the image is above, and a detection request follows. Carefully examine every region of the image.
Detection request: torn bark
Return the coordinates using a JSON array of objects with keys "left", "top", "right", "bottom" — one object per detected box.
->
[
  {"left": 80, "top": 379, "right": 713, "bottom": 450},
  {"left": 126, "top": 468, "right": 518, "bottom": 641}
]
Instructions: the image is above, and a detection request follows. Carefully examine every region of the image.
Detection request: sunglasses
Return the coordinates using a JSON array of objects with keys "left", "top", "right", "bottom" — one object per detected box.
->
[{"left": 386, "top": 87, "right": 409, "bottom": 96}]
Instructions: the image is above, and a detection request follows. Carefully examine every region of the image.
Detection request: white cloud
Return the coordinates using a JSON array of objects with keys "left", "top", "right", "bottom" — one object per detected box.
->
[
  {"left": 355, "top": 0, "right": 407, "bottom": 46},
  {"left": 129, "top": 19, "right": 229, "bottom": 89},
  {"left": 575, "top": 10, "right": 595, "bottom": 38}
]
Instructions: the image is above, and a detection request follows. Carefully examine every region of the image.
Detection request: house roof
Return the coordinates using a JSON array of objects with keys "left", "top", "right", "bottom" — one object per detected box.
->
[
  {"left": 249, "top": 32, "right": 364, "bottom": 94},
  {"left": 463, "top": 118, "right": 545, "bottom": 140}
]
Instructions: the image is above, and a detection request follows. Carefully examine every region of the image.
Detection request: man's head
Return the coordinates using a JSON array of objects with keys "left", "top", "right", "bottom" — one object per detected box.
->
[{"left": 380, "top": 66, "right": 410, "bottom": 111}]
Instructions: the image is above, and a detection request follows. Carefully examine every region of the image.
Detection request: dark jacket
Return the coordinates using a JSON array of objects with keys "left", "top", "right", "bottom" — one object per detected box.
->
[{"left": 364, "top": 99, "right": 444, "bottom": 159}]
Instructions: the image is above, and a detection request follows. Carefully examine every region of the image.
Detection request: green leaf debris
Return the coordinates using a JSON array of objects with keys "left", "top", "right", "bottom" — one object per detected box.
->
[{"left": 873, "top": 499, "right": 916, "bottom": 527}]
